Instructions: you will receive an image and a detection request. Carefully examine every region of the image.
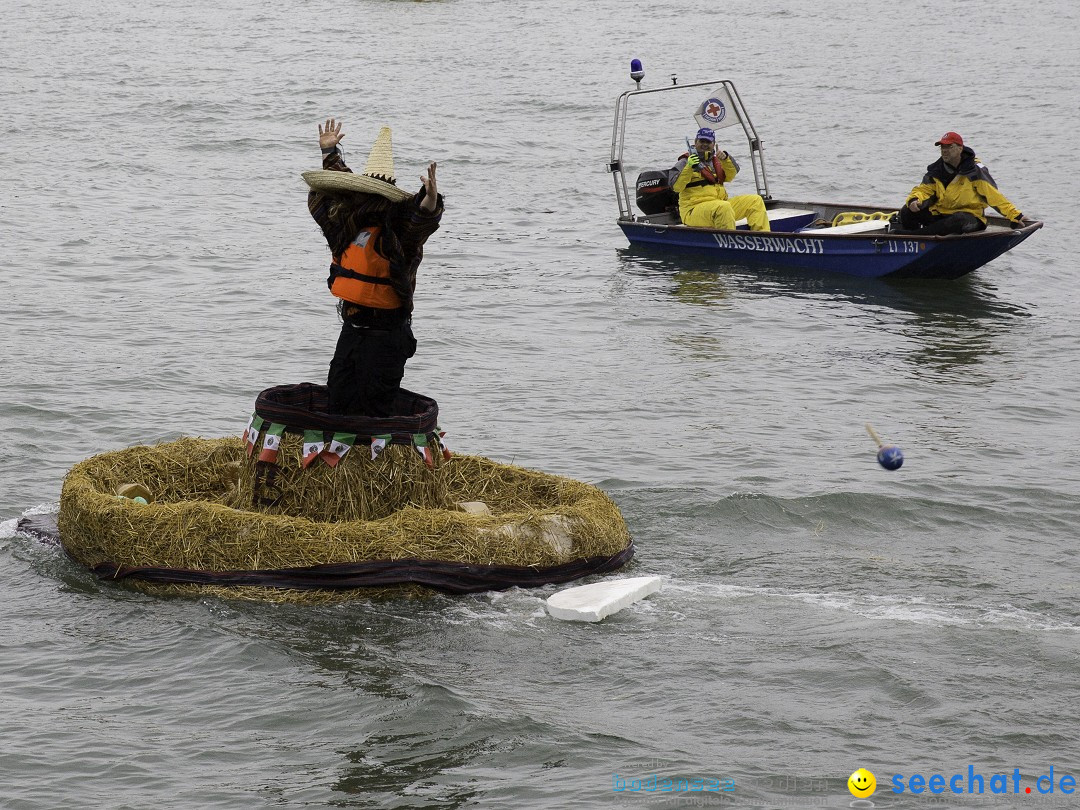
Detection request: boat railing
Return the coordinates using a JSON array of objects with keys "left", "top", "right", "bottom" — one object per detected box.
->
[{"left": 608, "top": 76, "right": 771, "bottom": 222}]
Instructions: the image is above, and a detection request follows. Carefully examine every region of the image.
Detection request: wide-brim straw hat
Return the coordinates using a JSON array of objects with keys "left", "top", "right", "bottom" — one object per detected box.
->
[{"left": 302, "top": 126, "right": 412, "bottom": 203}]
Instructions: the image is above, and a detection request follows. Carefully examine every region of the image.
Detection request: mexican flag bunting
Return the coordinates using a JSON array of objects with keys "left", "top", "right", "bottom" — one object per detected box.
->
[
  {"left": 370, "top": 434, "right": 391, "bottom": 461},
  {"left": 436, "top": 426, "right": 452, "bottom": 461},
  {"left": 413, "top": 433, "right": 434, "bottom": 469},
  {"left": 245, "top": 414, "right": 266, "bottom": 456},
  {"left": 258, "top": 423, "right": 286, "bottom": 463},
  {"left": 301, "top": 430, "right": 325, "bottom": 468},
  {"left": 320, "top": 432, "right": 357, "bottom": 468}
]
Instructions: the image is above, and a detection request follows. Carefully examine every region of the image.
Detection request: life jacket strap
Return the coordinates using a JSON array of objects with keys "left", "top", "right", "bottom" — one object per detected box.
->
[{"left": 327, "top": 262, "right": 395, "bottom": 290}]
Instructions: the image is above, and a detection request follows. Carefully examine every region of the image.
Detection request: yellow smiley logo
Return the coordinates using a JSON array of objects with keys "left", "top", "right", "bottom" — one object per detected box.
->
[{"left": 848, "top": 768, "right": 876, "bottom": 798}]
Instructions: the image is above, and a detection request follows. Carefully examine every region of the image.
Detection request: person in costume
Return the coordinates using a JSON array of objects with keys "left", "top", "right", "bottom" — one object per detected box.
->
[
  {"left": 892, "top": 131, "right": 1029, "bottom": 235},
  {"left": 672, "top": 127, "right": 769, "bottom": 231},
  {"left": 303, "top": 119, "right": 444, "bottom": 416}
]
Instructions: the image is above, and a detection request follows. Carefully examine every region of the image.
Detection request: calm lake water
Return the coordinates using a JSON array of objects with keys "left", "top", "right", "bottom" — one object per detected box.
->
[{"left": 3, "top": 0, "right": 1079, "bottom": 807}]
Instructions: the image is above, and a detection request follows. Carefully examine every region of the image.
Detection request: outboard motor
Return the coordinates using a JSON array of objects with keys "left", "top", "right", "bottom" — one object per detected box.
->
[{"left": 635, "top": 169, "right": 677, "bottom": 215}]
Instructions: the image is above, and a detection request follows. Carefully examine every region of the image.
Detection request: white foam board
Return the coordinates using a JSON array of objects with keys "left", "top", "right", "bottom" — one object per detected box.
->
[
  {"left": 546, "top": 576, "right": 663, "bottom": 622},
  {"left": 810, "top": 219, "right": 888, "bottom": 234}
]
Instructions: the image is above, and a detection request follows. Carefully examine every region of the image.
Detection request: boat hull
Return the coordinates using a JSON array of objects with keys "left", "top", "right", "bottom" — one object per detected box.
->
[{"left": 619, "top": 215, "right": 1042, "bottom": 280}]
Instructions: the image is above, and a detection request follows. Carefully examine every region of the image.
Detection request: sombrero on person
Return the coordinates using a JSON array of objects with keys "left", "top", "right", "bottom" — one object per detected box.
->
[{"left": 302, "top": 126, "right": 412, "bottom": 203}]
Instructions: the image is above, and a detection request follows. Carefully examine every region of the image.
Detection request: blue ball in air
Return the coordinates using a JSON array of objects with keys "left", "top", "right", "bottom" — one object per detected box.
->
[{"left": 877, "top": 445, "right": 904, "bottom": 470}]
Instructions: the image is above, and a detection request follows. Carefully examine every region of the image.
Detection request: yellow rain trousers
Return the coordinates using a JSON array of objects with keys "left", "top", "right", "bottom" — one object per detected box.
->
[{"left": 681, "top": 195, "right": 770, "bottom": 230}]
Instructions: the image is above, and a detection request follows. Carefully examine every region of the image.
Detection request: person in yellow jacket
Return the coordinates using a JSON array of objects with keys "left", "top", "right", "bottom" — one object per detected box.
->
[
  {"left": 672, "top": 127, "right": 769, "bottom": 231},
  {"left": 893, "top": 131, "right": 1030, "bottom": 235}
]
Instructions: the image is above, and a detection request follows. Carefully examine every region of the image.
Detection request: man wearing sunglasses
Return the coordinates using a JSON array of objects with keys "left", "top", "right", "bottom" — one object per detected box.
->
[{"left": 672, "top": 127, "right": 770, "bottom": 231}]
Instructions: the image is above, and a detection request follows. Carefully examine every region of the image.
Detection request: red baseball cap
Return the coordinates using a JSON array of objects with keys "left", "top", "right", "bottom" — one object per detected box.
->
[{"left": 935, "top": 131, "right": 964, "bottom": 146}]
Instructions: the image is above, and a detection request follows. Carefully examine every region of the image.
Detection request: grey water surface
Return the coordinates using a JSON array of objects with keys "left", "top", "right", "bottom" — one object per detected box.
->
[{"left": 3, "top": 0, "right": 1079, "bottom": 808}]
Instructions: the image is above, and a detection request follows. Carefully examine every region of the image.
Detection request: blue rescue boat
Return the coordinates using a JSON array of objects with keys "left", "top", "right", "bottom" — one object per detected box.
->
[{"left": 608, "top": 70, "right": 1041, "bottom": 280}]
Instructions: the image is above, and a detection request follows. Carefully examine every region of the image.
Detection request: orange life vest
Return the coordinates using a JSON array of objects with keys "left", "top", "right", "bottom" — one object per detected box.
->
[
  {"left": 327, "top": 227, "right": 402, "bottom": 309},
  {"left": 680, "top": 152, "right": 727, "bottom": 187}
]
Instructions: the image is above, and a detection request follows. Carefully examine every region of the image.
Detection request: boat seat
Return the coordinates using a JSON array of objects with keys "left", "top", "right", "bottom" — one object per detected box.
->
[
  {"left": 805, "top": 219, "right": 889, "bottom": 235},
  {"left": 735, "top": 207, "right": 816, "bottom": 231}
]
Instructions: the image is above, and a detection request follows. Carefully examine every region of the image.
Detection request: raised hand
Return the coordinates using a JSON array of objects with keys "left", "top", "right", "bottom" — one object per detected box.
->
[
  {"left": 318, "top": 118, "right": 344, "bottom": 151},
  {"left": 687, "top": 153, "right": 701, "bottom": 170},
  {"left": 420, "top": 162, "right": 438, "bottom": 211}
]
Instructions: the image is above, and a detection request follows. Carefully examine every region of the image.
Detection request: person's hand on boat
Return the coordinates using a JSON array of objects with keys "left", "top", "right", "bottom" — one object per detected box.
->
[
  {"left": 318, "top": 118, "right": 344, "bottom": 151},
  {"left": 420, "top": 162, "right": 438, "bottom": 212},
  {"left": 1010, "top": 214, "right": 1031, "bottom": 229}
]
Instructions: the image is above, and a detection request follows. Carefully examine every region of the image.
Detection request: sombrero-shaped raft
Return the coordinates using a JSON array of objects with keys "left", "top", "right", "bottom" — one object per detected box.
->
[{"left": 50, "top": 384, "right": 633, "bottom": 602}]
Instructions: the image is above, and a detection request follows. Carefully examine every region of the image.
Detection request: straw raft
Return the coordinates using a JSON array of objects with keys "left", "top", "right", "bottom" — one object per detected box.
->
[{"left": 57, "top": 435, "right": 632, "bottom": 602}]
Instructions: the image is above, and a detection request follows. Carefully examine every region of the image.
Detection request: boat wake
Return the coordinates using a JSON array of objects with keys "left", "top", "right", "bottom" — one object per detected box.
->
[{"left": 669, "top": 581, "right": 1080, "bottom": 633}]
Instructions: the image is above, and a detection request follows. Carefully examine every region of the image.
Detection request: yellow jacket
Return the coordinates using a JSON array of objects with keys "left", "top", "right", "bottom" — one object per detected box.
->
[
  {"left": 907, "top": 148, "right": 1023, "bottom": 224},
  {"left": 673, "top": 152, "right": 741, "bottom": 218}
]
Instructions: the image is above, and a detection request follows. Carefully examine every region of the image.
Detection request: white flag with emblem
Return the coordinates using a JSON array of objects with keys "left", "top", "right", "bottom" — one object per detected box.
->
[{"left": 694, "top": 87, "right": 740, "bottom": 131}]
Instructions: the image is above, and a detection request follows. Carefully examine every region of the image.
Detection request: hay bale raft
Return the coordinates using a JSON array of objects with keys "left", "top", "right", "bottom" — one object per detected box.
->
[{"left": 57, "top": 433, "right": 633, "bottom": 603}]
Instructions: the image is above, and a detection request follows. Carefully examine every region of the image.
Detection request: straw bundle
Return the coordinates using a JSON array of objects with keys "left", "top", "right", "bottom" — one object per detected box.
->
[
  {"left": 57, "top": 436, "right": 631, "bottom": 602},
  {"left": 228, "top": 433, "right": 449, "bottom": 522}
]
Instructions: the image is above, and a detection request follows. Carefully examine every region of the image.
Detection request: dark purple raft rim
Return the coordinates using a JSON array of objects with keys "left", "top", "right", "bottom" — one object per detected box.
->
[
  {"left": 255, "top": 382, "right": 439, "bottom": 439},
  {"left": 17, "top": 515, "right": 634, "bottom": 595}
]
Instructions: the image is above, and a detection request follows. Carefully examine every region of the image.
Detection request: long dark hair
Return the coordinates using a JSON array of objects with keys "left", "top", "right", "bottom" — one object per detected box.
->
[{"left": 321, "top": 192, "right": 406, "bottom": 268}]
